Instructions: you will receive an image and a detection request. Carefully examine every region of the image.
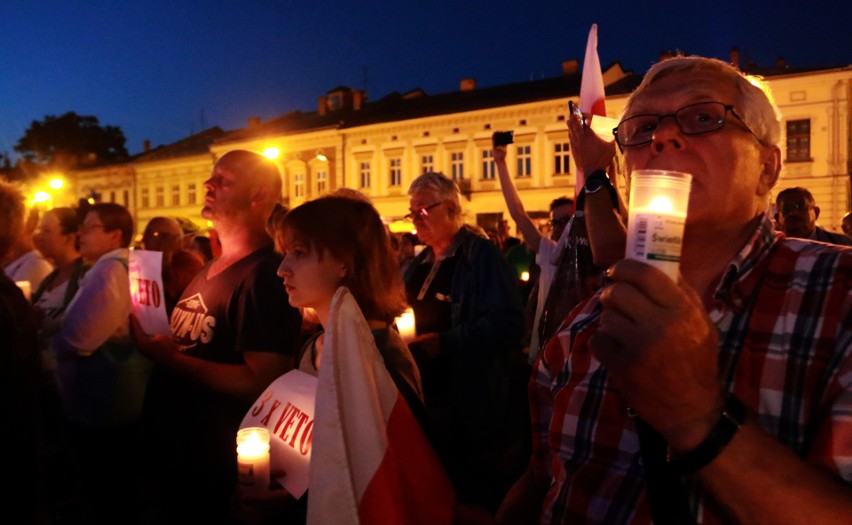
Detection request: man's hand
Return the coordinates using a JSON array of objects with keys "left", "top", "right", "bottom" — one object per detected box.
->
[
  {"left": 589, "top": 259, "right": 724, "bottom": 451},
  {"left": 129, "top": 313, "right": 179, "bottom": 363},
  {"left": 567, "top": 102, "right": 616, "bottom": 175},
  {"left": 493, "top": 145, "right": 507, "bottom": 164}
]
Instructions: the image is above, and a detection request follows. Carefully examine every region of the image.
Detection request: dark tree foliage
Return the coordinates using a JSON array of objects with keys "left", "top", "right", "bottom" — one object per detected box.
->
[{"left": 14, "top": 112, "right": 129, "bottom": 166}]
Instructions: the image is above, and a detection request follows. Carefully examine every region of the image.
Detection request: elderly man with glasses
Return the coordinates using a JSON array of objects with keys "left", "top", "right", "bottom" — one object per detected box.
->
[
  {"left": 402, "top": 171, "right": 525, "bottom": 516},
  {"left": 775, "top": 186, "right": 852, "bottom": 246},
  {"left": 499, "top": 57, "right": 852, "bottom": 524}
]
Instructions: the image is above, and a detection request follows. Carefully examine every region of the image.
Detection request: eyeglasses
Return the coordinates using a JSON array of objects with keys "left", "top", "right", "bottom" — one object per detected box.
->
[
  {"left": 79, "top": 224, "right": 106, "bottom": 235},
  {"left": 405, "top": 200, "right": 445, "bottom": 220},
  {"left": 779, "top": 202, "right": 815, "bottom": 215},
  {"left": 613, "top": 102, "right": 761, "bottom": 148}
]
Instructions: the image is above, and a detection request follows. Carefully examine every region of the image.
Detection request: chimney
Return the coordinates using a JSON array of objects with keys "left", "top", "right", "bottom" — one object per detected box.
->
[
  {"left": 353, "top": 90, "right": 365, "bottom": 110},
  {"left": 729, "top": 47, "right": 740, "bottom": 69},
  {"left": 318, "top": 96, "right": 328, "bottom": 116},
  {"left": 247, "top": 116, "right": 261, "bottom": 127},
  {"left": 143, "top": 140, "right": 151, "bottom": 153},
  {"left": 562, "top": 59, "right": 579, "bottom": 76},
  {"left": 460, "top": 78, "right": 476, "bottom": 91},
  {"left": 776, "top": 55, "right": 787, "bottom": 69}
]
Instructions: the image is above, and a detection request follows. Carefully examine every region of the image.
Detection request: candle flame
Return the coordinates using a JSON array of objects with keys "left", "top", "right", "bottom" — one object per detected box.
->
[{"left": 649, "top": 196, "right": 674, "bottom": 213}]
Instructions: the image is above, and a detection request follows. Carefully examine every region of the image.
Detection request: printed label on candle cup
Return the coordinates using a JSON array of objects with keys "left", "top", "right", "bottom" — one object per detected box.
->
[
  {"left": 625, "top": 169, "right": 692, "bottom": 282},
  {"left": 626, "top": 211, "right": 686, "bottom": 281}
]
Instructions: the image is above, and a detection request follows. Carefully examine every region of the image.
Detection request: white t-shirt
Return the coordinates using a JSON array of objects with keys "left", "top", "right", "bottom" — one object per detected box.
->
[
  {"left": 3, "top": 250, "right": 53, "bottom": 292},
  {"left": 528, "top": 214, "right": 576, "bottom": 363}
]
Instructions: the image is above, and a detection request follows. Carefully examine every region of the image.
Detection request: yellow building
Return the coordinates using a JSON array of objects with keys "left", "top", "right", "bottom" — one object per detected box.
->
[{"left": 69, "top": 58, "right": 852, "bottom": 237}]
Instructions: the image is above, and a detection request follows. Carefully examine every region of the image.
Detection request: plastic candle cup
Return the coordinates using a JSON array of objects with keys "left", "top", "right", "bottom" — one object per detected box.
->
[
  {"left": 236, "top": 427, "right": 270, "bottom": 493},
  {"left": 625, "top": 170, "right": 693, "bottom": 281},
  {"left": 395, "top": 307, "right": 416, "bottom": 343}
]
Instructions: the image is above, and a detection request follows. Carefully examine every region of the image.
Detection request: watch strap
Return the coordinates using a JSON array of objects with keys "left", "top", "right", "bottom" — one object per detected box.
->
[{"left": 668, "top": 394, "right": 746, "bottom": 474}]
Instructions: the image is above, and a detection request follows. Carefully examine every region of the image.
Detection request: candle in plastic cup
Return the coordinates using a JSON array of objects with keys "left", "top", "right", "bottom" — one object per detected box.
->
[
  {"left": 395, "top": 307, "right": 416, "bottom": 343},
  {"left": 15, "top": 281, "right": 32, "bottom": 301},
  {"left": 236, "top": 427, "right": 270, "bottom": 493},
  {"left": 625, "top": 170, "right": 692, "bottom": 281}
]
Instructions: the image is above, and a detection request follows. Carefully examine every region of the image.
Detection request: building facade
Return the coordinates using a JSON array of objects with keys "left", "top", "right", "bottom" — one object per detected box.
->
[{"left": 69, "top": 60, "right": 852, "bottom": 239}]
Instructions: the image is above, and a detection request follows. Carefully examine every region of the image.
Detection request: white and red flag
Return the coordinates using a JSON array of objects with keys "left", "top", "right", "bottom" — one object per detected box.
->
[
  {"left": 576, "top": 23, "right": 608, "bottom": 197},
  {"left": 307, "top": 287, "right": 455, "bottom": 525}
]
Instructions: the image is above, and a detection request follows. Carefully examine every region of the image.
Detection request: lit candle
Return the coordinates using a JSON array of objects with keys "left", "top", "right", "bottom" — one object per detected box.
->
[
  {"left": 236, "top": 427, "right": 270, "bottom": 493},
  {"left": 15, "top": 281, "right": 31, "bottom": 301},
  {"left": 395, "top": 307, "right": 417, "bottom": 343},
  {"left": 625, "top": 170, "right": 692, "bottom": 282}
]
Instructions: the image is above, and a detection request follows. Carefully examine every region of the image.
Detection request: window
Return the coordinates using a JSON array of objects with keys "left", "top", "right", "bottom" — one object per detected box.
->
[
  {"left": 123, "top": 190, "right": 129, "bottom": 207},
  {"left": 316, "top": 170, "right": 328, "bottom": 194},
  {"left": 481, "top": 149, "right": 495, "bottom": 180},
  {"left": 187, "top": 183, "right": 197, "bottom": 205},
  {"left": 155, "top": 185, "right": 164, "bottom": 207},
  {"left": 109, "top": 191, "right": 116, "bottom": 203},
  {"left": 141, "top": 188, "right": 150, "bottom": 208},
  {"left": 294, "top": 173, "right": 305, "bottom": 198},
  {"left": 421, "top": 154, "right": 434, "bottom": 174},
  {"left": 786, "top": 119, "right": 811, "bottom": 162},
  {"left": 554, "top": 142, "right": 570, "bottom": 174},
  {"left": 172, "top": 184, "right": 181, "bottom": 206},
  {"left": 516, "top": 145, "right": 532, "bottom": 177},
  {"left": 451, "top": 152, "right": 464, "bottom": 181},
  {"left": 360, "top": 162, "right": 371, "bottom": 188},
  {"left": 389, "top": 158, "right": 402, "bottom": 187}
]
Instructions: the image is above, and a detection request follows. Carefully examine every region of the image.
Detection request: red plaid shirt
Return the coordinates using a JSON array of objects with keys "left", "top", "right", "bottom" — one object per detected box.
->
[{"left": 531, "top": 216, "right": 852, "bottom": 524}]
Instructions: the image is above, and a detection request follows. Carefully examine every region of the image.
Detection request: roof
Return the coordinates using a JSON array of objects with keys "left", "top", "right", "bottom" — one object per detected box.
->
[
  {"left": 215, "top": 71, "right": 643, "bottom": 145},
  {"left": 133, "top": 127, "right": 226, "bottom": 163}
]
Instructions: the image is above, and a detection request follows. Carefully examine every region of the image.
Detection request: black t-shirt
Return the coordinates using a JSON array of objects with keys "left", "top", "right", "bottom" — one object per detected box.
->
[{"left": 142, "top": 244, "right": 302, "bottom": 517}]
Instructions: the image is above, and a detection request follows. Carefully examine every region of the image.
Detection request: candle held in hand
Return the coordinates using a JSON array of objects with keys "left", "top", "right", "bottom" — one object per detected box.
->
[
  {"left": 395, "top": 307, "right": 416, "bottom": 343},
  {"left": 236, "top": 427, "right": 270, "bottom": 493},
  {"left": 625, "top": 170, "right": 692, "bottom": 282}
]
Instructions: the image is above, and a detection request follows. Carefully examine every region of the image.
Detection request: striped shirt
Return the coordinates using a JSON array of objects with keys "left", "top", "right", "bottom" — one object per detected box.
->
[{"left": 531, "top": 215, "right": 852, "bottom": 524}]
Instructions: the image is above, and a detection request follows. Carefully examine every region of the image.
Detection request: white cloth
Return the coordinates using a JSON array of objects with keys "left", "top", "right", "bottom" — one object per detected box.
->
[
  {"left": 308, "top": 287, "right": 454, "bottom": 525},
  {"left": 528, "top": 216, "right": 575, "bottom": 363},
  {"left": 55, "top": 248, "right": 131, "bottom": 356},
  {"left": 3, "top": 250, "right": 53, "bottom": 291}
]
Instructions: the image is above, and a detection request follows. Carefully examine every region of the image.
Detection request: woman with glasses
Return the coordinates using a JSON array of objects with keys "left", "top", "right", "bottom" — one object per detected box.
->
[{"left": 31, "top": 208, "right": 90, "bottom": 374}]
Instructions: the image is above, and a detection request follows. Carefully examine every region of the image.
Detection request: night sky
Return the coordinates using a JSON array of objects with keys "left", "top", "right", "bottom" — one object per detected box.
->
[{"left": 2, "top": 0, "right": 849, "bottom": 158}]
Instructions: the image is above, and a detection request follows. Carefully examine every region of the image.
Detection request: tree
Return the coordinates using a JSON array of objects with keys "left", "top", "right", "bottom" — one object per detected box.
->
[{"left": 14, "top": 112, "right": 129, "bottom": 167}]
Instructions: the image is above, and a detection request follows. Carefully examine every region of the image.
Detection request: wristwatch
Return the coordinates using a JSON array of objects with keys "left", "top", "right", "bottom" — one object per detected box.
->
[
  {"left": 668, "top": 393, "right": 746, "bottom": 474},
  {"left": 579, "top": 169, "right": 619, "bottom": 211}
]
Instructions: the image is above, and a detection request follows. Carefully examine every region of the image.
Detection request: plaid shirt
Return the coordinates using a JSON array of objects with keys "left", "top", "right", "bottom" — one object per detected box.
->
[{"left": 531, "top": 215, "right": 852, "bottom": 524}]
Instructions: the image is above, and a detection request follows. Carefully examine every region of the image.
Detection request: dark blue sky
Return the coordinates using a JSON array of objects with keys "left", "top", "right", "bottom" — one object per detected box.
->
[{"left": 2, "top": 1, "right": 849, "bottom": 157}]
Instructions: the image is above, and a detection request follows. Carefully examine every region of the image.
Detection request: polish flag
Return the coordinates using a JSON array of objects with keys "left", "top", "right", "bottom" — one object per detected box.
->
[
  {"left": 576, "top": 23, "right": 608, "bottom": 197},
  {"left": 307, "top": 287, "right": 455, "bottom": 525}
]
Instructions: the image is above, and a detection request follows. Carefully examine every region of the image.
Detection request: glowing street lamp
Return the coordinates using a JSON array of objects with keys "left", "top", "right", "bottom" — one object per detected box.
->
[{"left": 262, "top": 147, "right": 281, "bottom": 160}]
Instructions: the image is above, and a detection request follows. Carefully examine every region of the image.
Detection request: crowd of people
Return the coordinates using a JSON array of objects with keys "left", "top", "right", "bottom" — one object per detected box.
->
[{"left": 2, "top": 55, "right": 851, "bottom": 524}]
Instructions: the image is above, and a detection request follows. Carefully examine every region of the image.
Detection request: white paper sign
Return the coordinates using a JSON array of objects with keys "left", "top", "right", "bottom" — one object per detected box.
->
[
  {"left": 241, "top": 369, "right": 317, "bottom": 499},
  {"left": 128, "top": 249, "right": 171, "bottom": 336}
]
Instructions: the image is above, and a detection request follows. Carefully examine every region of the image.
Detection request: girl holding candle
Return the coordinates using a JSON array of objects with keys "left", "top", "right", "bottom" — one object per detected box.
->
[{"left": 236, "top": 192, "right": 426, "bottom": 521}]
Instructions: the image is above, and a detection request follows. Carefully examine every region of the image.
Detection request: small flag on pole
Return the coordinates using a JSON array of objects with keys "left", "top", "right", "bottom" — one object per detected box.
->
[
  {"left": 576, "top": 23, "right": 608, "bottom": 197},
  {"left": 307, "top": 287, "right": 455, "bottom": 525}
]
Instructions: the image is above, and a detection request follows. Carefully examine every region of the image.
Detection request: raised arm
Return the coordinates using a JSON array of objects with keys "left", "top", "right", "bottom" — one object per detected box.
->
[
  {"left": 494, "top": 145, "right": 544, "bottom": 252},
  {"left": 567, "top": 101, "right": 627, "bottom": 267}
]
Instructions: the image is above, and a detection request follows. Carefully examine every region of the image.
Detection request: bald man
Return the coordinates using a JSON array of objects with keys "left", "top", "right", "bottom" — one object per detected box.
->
[{"left": 135, "top": 150, "right": 302, "bottom": 522}]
